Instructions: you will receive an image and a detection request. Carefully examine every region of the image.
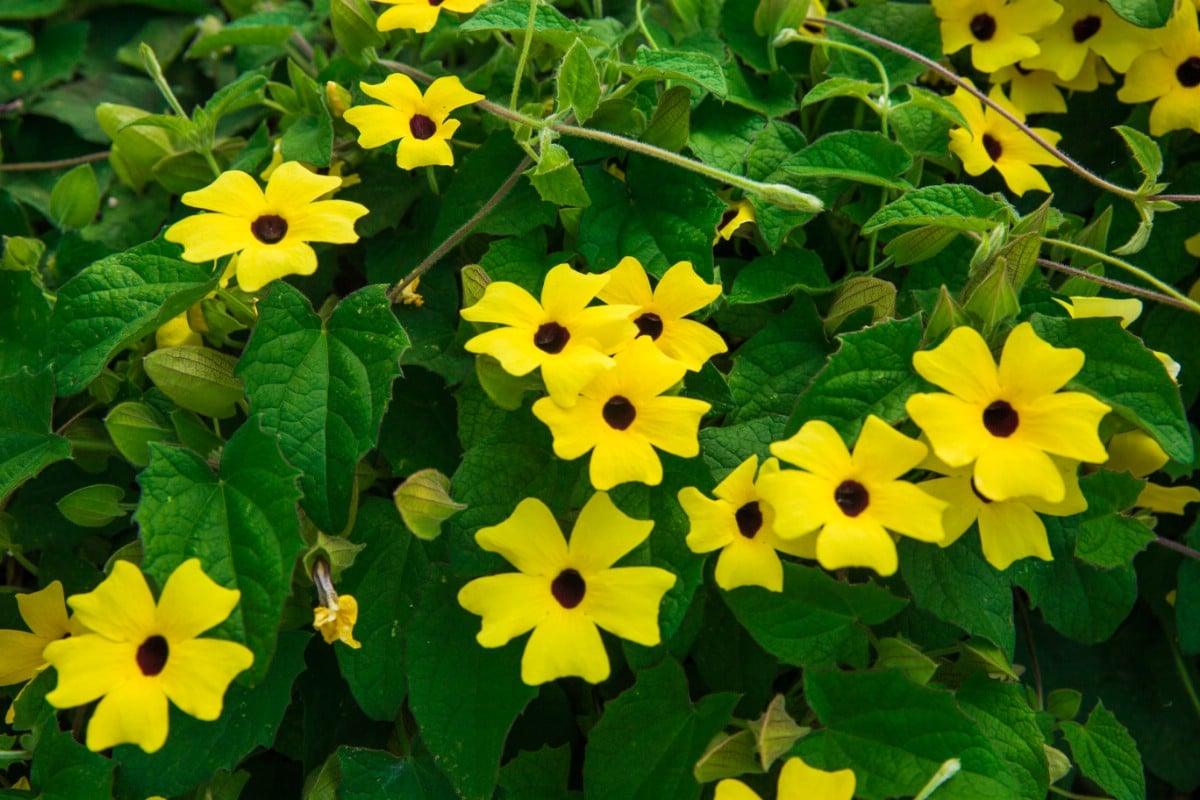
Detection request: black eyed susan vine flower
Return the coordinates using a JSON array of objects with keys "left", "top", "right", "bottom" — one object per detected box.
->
[
  {"left": 678, "top": 456, "right": 815, "bottom": 592},
  {"left": 0, "top": 581, "right": 82, "bottom": 693},
  {"left": 714, "top": 757, "right": 856, "bottom": 800},
  {"left": 596, "top": 257, "right": 728, "bottom": 371},
  {"left": 991, "top": 53, "right": 1114, "bottom": 115},
  {"left": 932, "top": 0, "right": 1063, "bottom": 72},
  {"left": 42, "top": 559, "right": 253, "bottom": 753},
  {"left": 756, "top": 416, "right": 947, "bottom": 577},
  {"left": 312, "top": 558, "right": 361, "bottom": 649},
  {"left": 947, "top": 85, "right": 1065, "bottom": 196},
  {"left": 344, "top": 75, "right": 484, "bottom": 170},
  {"left": 1054, "top": 295, "right": 1181, "bottom": 380},
  {"left": 457, "top": 493, "right": 676, "bottom": 685},
  {"left": 1103, "top": 429, "right": 1200, "bottom": 514},
  {"left": 372, "top": 0, "right": 488, "bottom": 33},
  {"left": 906, "top": 323, "right": 1111, "bottom": 505},
  {"left": 1118, "top": 0, "right": 1200, "bottom": 135},
  {"left": 1021, "top": 0, "right": 1155, "bottom": 79},
  {"left": 164, "top": 161, "right": 368, "bottom": 293},
  {"left": 461, "top": 263, "right": 638, "bottom": 406},
  {"left": 532, "top": 337, "right": 711, "bottom": 490}
]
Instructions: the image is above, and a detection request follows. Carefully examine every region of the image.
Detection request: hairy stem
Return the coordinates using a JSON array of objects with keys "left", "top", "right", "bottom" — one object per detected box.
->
[
  {"left": 0, "top": 151, "right": 110, "bottom": 172},
  {"left": 1154, "top": 536, "right": 1200, "bottom": 561},
  {"left": 1035, "top": 256, "right": 1197, "bottom": 313},
  {"left": 509, "top": 0, "right": 540, "bottom": 110},
  {"left": 776, "top": 29, "right": 891, "bottom": 137},
  {"left": 635, "top": 0, "right": 660, "bottom": 50},
  {"left": 1043, "top": 237, "right": 1200, "bottom": 313}
]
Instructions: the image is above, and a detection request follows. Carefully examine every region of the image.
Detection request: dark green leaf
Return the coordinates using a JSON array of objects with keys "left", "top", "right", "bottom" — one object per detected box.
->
[
  {"left": 728, "top": 250, "right": 830, "bottom": 304},
  {"left": 281, "top": 110, "right": 333, "bottom": 167},
  {"left": 956, "top": 674, "right": 1049, "bottom": 800},
  {"left": 1062, "top": 703, "right": 1146, "bottom": 800},
  {"left": 862, "top": 185, "right": 1010, "bottom": 233},
  {"left": 238, "top": 283, "right": 408, "bottom": 534},
  {"left": 557, "top": 40, "right": 601, "bottom": 123},
  {"left": 0, "top": 0, "right": 65, "bottom": 20},
  {"left": 337, "top": 748, "right": 458, "bottom": 800},
  {"left": 728, "top": 299, "right": 830, "bottom": 423},
  {"left": 1075, "top": 470, "right": 1154, "bottom": 567},
  {"left": 458, "top": 0, "right": 599, "bottom": 49},
  {"left": 630, "top": 49, "right": 727, "bottom": 97},
  {"left": 826, "top": 4, "right": 943, "bottom": 85},
  {"left": 0, "top": 268, "right": 52, "bottom": 378},
  {"left": 499, "top": 745, "right": 572, "bottom": 800},
  {"left": 0, "top": 368, "right": 71, "bottom": 503}
]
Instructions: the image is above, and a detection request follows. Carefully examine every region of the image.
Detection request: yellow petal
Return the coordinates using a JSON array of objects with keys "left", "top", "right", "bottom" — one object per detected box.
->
[
  {"left": 156, "top": 312, "right": 202, "bottom": 349},
  {"left": 458, "top": 573, "right": 551, "bottom": 647},
  {"left": 360, "top": 73, "right": 424, "bottom": 112},
  {"left": 568, "top": 492, "right": 655, "bottom": 573},
  {"left": 757, "top": 470, "right": 836, "bottom": 538},
  {"left": 44, "top": 635, "right": 140, "bottom": 708},
  {"left": 1148, "top": 87, "right": 1200, "bottom": 136},
  {"left": 0, "top": 630, "right": 50, "bottom": 686},
  {"left": 997, "top": 322, "right": 1084, "bottom": 405},
  {"left": 180, "top": 170, "right": 265, "bottom": 217},
  {"left": 1117, "top": 50, "right": 1174, "bottom": 103},
  {"left": 906, "top": 393, "right": 988, "bottom": 467},
  {"left": 589, "top": 431, "right": 664, "bottom": 489},
  {"left": 155, "top": 559, "right": 242, "bottom": 641},
  {"left": 973, "top": 440, "right": 1065, "bottom": 502},
  {"left": 918, "top": 476, "right": 982, "bottom": 546},
  {"left": 679, "top": 488, "right": 737, "bottom": 553},
  {"left": 977, "top": 501, "right": 1052, "bottom": 569},
  {"left": 285, "top": 199, "right": 368, "bottom": 244},
  {"left": 714, "top": 538, "right": 785, "bottom": 591},
  {"left": 265, "top": 161, "right": 342, "bottom": 208},
  {"left": 852, "top": 415, "right": 928, "bottom": 483},
  {"left": 1018, "top": 391, "right": 1111, "bottom": 463},
  {"left": 1136, "top": 483, "right": 1200, "bottom": 514},
  {"left": 521, "top": 611, "right": 609, "bottom": 684},
  {"left": 467, "top": 327, "right": 546, "bottom": 377},
  {"left": 1104, "top": 429, "right": 1169, "bottom": 478},
  {"left": 541, "top": 263, "right": 609, "bottom": 319},
  {"left": 421, "top": 76, "right": 485, "bottom": 121},
  {"left": 912, "top": 325, "right": 1000, "bottom": 404},
  {"left": 164, "top": 213, "right": 256, "bottom": 263},
  {"left": 376, "top": 1, "right": 442, "bottom": 33},
  {"left": 462, "top": 280, "right": 545, "bottom": 326},
  {"left": 17, "top": 581, "right": 70, "bottom": 639},
  {"left": 816, "top": 516, "right": 899, "bottom": 576},
  {"left": 656, "top": 318, "right": 728, "bottom": 371},
  {"left": 1057, "top": 296, "right": 1143, "bottom": 328},
  {"left": 597, "top": 256, "right": 654, "bottom": 307},
  {"left": 396, "top": 132, "right": 455, "bottom": 169},
  {"left": 633, "top": 396, "right": 708, "bottom": 457},
  {"left": 160, "top": 637, "right": 254, "bottom": 720},
  {"left": 67, "top": 560, "right": 156, "bottom": 642},
  {"left": 715, "top": 456, "right": 762, "bottom": 505},
  {"left": 770, "top": 419, "right": 853, "bottom": 479},
  {"left": 85, "top": 678, "right": 170, "bottom": 753},
  {"left": 583, "top": 565, "right": 675, "bottom": 644},
  {"left": 866, "top": 481, "right": 947, "bottom": 543},
  {"left": 653, "top": 260, "right": 722, "bottom": 318},
  {"left": 541, "top": 344, "right": 618, "bottom": 407},
  {"left": 344, "top": 103, "right": 409, "bottom": 149},
  {"left": 476, "top": 497, "right": 570, "bottom": 575},
  {"left": 778, "top": 757, "right": 856, "bottom": 800},
  {"left": 234, "top": 240, "right": 318, "bottom": 292},
  {"left": 533, "top": 396, "right": 601, "bottom": 459},
  {"left": 613, "top": 336, "right": 689, "bottom": 399},
  {"left": 714, "top": 779, "right": 763, "bottom": 800}
]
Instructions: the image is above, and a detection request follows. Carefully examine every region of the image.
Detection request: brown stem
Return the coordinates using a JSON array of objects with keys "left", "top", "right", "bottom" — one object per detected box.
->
[
  {"left": 1036, "top": 257, "right": 1196, "bottom": 312},
  {"left": 0, "top": 151, "right": 110, "bottom": 172},
  {"left": 1154, "top": 536, "right": 1200, "bottom": 561}
]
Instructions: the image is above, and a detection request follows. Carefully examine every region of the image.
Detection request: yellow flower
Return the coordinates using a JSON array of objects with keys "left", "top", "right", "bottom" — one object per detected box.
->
[
  {"left": 906, "top": 323, "right": 1111, "bottom": 504},
  {"left": 1022, "top": 0, "right": 1156, "bottom": 79},
  {"left": 43, "top": 559, "right": 253, "bottom": 753},
  {"left": 1102, "top": 429, "right": 1200, "bottom": 514},
  {"left": 991, "top": 52, "right": 1114, "bottom": 114},
  {"left": 715, "top": 757, "right": 856, "bottom": 800},
  {"left": 597, "top": 257, "right": 727, "bottom": 371},
  {"left": 678, "top": 457, "right": 816, "bottom": 592},
  {"left": 947, "top": 85, "right": 1064, "bottom": 196},
  {"left": 312, "top": 558, "right": 361, "bottom": 649},
  {"left": 0, "top": 581, "right": 80, "bottom": 688},
  {"left": 164, "top": 162, "right": 368, "bottom": 293},
  {"left": 457, "top": 493, "right": 676, "bottom": 685},
  {"left": 1117, "top": 1, "right": 1200, "bottom": 135},
  {"left": 155, "top": 312, "right": 202, "bottom": 348},
  {"left": 756, "top": 416, "right": 947, "bottom": 577},
  {"left": 1187, "top": 231, "right": 1200, "bottom": 258},
  {"left": 373, "top": 0, "right": 488, "bottom": 33},
  {"left": 715, "top": 197, "right": 757, "bottom": 243},
  {"left": 461, "top": 263, "right": 637, "bottom": 407},
  {"left": 920, "top": 454, "right": 1086, "bottom": 569},
  {"left": 932, "top": 0, "right": 1062, "bottom": 72},
  {"left": 344, "top": 74, "right": 483, "bottom": 170},
  {"left": 532, "top": 337, "right": 711, "bottom": 490},
  {"left": 1055, "top": 295, "right": 1181, "bottom": 380}
]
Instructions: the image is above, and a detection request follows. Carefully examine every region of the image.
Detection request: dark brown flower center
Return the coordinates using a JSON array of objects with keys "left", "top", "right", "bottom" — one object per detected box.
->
[
  {"left": 970, "top": 478, "right": 993, "bottom": 504},
  {"left": 409, "top": 113, "right": 437, "bottom": 140},
  {"left": 735, "top": 501, "right": 763, "bottom": 538},
  {"left": 429, "top": 0, "right": 444, "bottom": 5},
  {"left": 982, "top": 400, "right": 1019, "bottom": 437},
  {"left": 970, "top": 13, "right": 997, "bottom": 41},
  {"left": 718, "top": 208, "right": 739, "bottom": 230},
  {"left": 251, "top": 214, "right": 288, "bottom": 244},
  {"left": 551, "top": 568, "right": 585, "bottom": 609},
  {"left": 533, "top": 321, "right": 570, "bottom": 354},
  {"left": 982, "top": 133, "right": 1002, "bottom": 161},
  {"left": 136, "top": 635, "right": 169, "bottom": 676},
  {"left": 634, "top": 312, "right": 664, "bottom": 340},
  {"left": 1072, "top": 15, "right": 1101, "bottom": 42},
  {"left": 1177, "top": 56, "right": 1200, "bottom": 88},
  {"left": 834, "top": 480, "right": 869, "bottom": 517},
  {"left": 602, "top": 395, "right": 637, "bottom": 430}
]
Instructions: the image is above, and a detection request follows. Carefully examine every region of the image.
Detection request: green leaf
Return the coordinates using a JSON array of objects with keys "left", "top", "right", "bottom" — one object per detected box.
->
[
  {"left": 688, "top": 100, "right": 765, "bottom": 175},
  {"left": 1010, "top": 516, "right": 1136, "bottom": 643},
  {"left": 825, "top": 4, "right": 943, "bottom": 85},
  {"left": 786, "top": 315, "right": 925, "bottom": 440},
  {"left": 1106, "top": 0, "right": 1173, "bottom": 28},
  {"left": 56, "top": 484, "right": 126, "bottom": 527},
  {"left": 797, "top": 669, "right": 1022, "bottom": 800},
  {"left": 1031, "top": 314, "right": 1193, "bottom": 464},
  {"left": 500, "top": 744, "right": 573, "bottom": 800},
  {"left": 863, "top": 185, "right": 1010, "bottom": 233},
  {"left": 136, "top": 422, "right": 303, "bottom": 682},
  {"left": 884, "top": 226, "right": 961, "bottom": 266},
  {"left": 780, "top": 130, "right": 914, "bottom": 191},
  {"left": 1061, "top": 703, "right": 1147, "bottom": 800},
  {"left": 723, "top": 562, "right": 907, "bottom": 668},
  {"left": 729, "top": 250, "right": 830, "bottom": 304},
  {"left": 630, "top": 49, "right": 728, "bottom": 97},
  {"left": 728, "top": 299, "right": 831, "bottom": 423},
  {"left": 406, "top": 568, "right": 538, "bottom": 800},
  {"left": 875, "top": 637, "right": 938, "bottom": 685},
  {"left": 0, "top": 0, "right": 65, "bottom": 20},
  {"left": 642, "top": 84, "right": 692, "bottom": 152},
  {"left": 27, "top": 679, "right": 114, "bottom": 798},
  {"left": 0, "top": 268, "right": 52, "bottom": 379},
  {"left": 336, "top": 499, "right": 428, "bottom": 720},
  {"left": 0, "top": 369, "right": 71, "bottom": 503},
  {"left": 281, "top": 110, "right": 334, "bottom": 167},
  {"left": 823, "top": 275, "right": 897, "bottom": 334},
  {"left": 186, "top": 7, "right": 306, "bottom": 57},
  {"left": 898, "top": 534, "right": 1015, "bottom": 658},
  {"left": 238, "top": 283, "right": 408, "bottom": 534},
  {"left": 801, "top": 76, "right": 883, "bottom": 108},
  {"left": 1075, "top": 470, "right": 1154, "bottom": 567},
  {"left": 143, "top": 346, "right": 244, "bottom": 419},
  {"left": 527, "top": 143, "right": 590, "bottom": 208},
  {"left": 337, "top": 748, "right": 458, "bottom": 800},
  {"left": 583, "top": 659, "right": 738, "bottom": 800},
  {"left": 48, "top": 163, "right": 100, "bottom": 231},
  {"left": 0, "top": 27, "right": 33, "bottom": 63},
  {"left": 104, "top": 400, "right": 173, "bottom": 466},
  {"left": 329, "top": 0, "right": 386, "bottom": 56},
  {"left": 557, "top": 40, "right": 601, "bottom": 124},
  {"left": 700, "top": 415, "right": 788, "bottom": 482},
  {"left": 112, "top": 632, "right": 308, "bottom": 800},
  {"left": 432, "top": 136, "right": 556, "bottom": 243},
  {"left": 458, "top": 0, "right": 598, "bottom": 49},
  {"left": 956, "top": 674, "right": 1050, "bottom": 800},
  {"left": 1114, "top": 125, "right": 1162, "bottom": 182},
  {"left": 48, "top": 238, "right": 217, "bottom": 396}
]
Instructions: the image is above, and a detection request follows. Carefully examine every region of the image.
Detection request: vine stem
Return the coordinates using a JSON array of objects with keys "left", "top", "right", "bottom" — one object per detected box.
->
[
  {"left": 1016, "top": 589, "right": 1044, "bottom": 711},
  {"left": 386, "top": 155, "right": 533, "bottom": 303},
  {"left": 1042, "top": 237, "right": 1200, "bottom": 313},
  {"left": 814, "top": 16, "right": 1147, "bottom": 203},
  {"left": 0, "top": 151, "right": 110, "bottom": 172},
  {"left": 1154, "top": 536, "right": 1200, "bottom": 561},
  {"left": 913, "top": 759, "right": 961, "bottom": 800},
  {"left": 1035, "top": 257, "right": 1198, "bottom": 313},
  {"left": 509, "top": 0, "right": 540, "bottom": 110},
  {"left": 1168, "top": 629, "right": 1200, "bottom": 722},
  {"left": 635, "top": 0, "right": 660, "bottom": 50},
  {"left": 378, "top": 61, "right": 823, "bottom": 213},
  {"left": 776, "top": 29, "right": 891, "bottom": 137}
]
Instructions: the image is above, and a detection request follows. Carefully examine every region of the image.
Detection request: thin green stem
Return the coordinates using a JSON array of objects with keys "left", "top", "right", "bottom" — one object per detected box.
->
[
  {"left": 139, "top": 43, "right": 188, "bottom": 119},
  {"left": 387, "top": 155, "right": 533, "bottom": 303},
  {"left": 0, "top": 750, "right": 32, "bottom": 764},
  {"left": 509, "top": 0, "right": 540, "bottom": 110},
  {"left": 1169, "top": 629, "right": 1200, "bottom": 723},
  {"left": 1049, "top": 788, "right": 1114, "bottom": 800},
  {"left": 776, "top": 29, "right": 890, "bottom": 137},
  {"left": 1043, "top": 238, "right": 1200, "bottom": 312},
  {"left": 201, "top": 149, "right": 223, "bottom": 179},
  {"left": 635, "top": 0, "right": 660, "bottom": 49},
  {"left": 11, "top": 550, "right": 38, "bottom": 577},
  {"left": 0, "top": 151, "right": 110, "bottom": 172},
  {"left": 913, "top": 759, "right": 961, "bottom": 800},
  {"left": 813, "top": 16, "right": 1141, "bottom": 202},
  {"left": 1016, "top": 590, "right": 1044, "bottom": 711}
]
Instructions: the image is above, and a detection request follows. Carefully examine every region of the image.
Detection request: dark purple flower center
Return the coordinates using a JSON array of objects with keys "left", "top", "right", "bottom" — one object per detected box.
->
[
  {"left": 429, "top": 0, "right": 444, "bottom": 5},
  {"left": 634, "top": 312, "right": 664, "bottom": 340},
  {"left": 1177, "top": 56, "right": 1200, "bottom": 88},
  {"left": 970, "top": 478, "right": 993, "bottom": 504},
  {"left": 983, "top": 400, "right": 1019, "bottom": 437},
  {"left": 533, "top": 322, "right": 570, "bottom": 354},
  {"left": 970, "top": 13, "right": 997, "bottom": 41},
  {"left": 983, "top": 133, "right": 1002, "bottom": 161},
  {"left": 1072, "top": 15, "right": 1101, "bottom": 42},
  {"left": 136, "top": 635, "right": 169, "bottom": 676},
  {"left": 551, "top": 568, "right": 585, "bottom": 608},
  {"left": 602, "top": 396, "right": 637, "bottom": 430},
  {"left": 251, "top": 214, "right": 288, "bottom": 244},
  {"left": 735, "top": 501, "right": 763, "bottom": 538},
  {"left": 834, "top": 480, "right": 869, "bottom": 517},
  {"left": 409, "top": 113, "right": 437, "bottom": 140}
]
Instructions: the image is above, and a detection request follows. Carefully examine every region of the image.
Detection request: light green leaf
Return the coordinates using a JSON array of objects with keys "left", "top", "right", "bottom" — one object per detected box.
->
[
  {"left": 527, "top": 143, "right": 590, "bottom": 208},
  {"left": 642, "top": 84, "right": 692, "bottom": 152},
  {"left": 1075, "top": 470, "right": 1154, "bottom": 567},
  {"left": 1062, "top": 703, "right": 1147, "bottom": 800},
  {"left": 956, "top": 674, "right": 1050, "bottom": 800},
  {"left": 238, "top": 283, "right": 409, "bottom": 534},
  {"left": 136, "top": 422, "right": 303, "bottom": 682},
  {"left": 801, "top": 76, "right": 883, "bottom": 108},
  {"left": 330, "top": 0, "right": 386, "bottom": 56},
  {"left": 458, "top": 0, "right": 600, "bottom": 49},
  {"left": 143, "top": 346, "right": 244, "bottom": 419},
  {"left": 630, "top": 48, "right": 728, "bottom": 97},
  {"left": 1114, "top": 125, "right": 1163, "bottom": 182},
  {"left": 557, "top": 39, "right": 601, "bottom": 124},
  {"left": 728, "top": 249, "right": 830, "bottom": 304},
  {"left": 0, "top": 27, "right": 34, "bottom": 63},
  {"left": 780, "top": 130, "right": 913, "bottom": 191},
  {"left": 49, "top": 163, "right": 100, "bottom": 231},
  {"left": 0, "top": 0, "right": 65, "bottom": 19},
  {"left": 56, "top": 484, "right": 127, "bottom": 527},
  {"left": 186, "top": 7, "right": 306, "bottom": 57},
  {"left": 823, "top": 275, "right": 896, "bottom": 334},
  {"left": 0, "top": 369, "right": 71, "bottom": 504},
  {"left": 863, "top": 185, "right": 1010, "bottom": 233},
  {"left": 281, "top": 110, "right": 333, "bottom": 167},
  {"left": 104, "top": 400, "right": 173, "bottom": 466}
]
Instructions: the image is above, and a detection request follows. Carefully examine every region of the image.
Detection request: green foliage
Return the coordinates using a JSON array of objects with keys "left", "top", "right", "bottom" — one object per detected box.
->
[{"left": 1061, "top": 703, "right": 1147, "bottom": 800}]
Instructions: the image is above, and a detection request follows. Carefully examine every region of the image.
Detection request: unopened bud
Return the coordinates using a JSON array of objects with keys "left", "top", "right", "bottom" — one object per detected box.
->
[
  {"left": 393, "top": 469, "right": 465, "bottom": 540},
  {"left": 751, "top": 182, "right": 823, "bottom": 213}
]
